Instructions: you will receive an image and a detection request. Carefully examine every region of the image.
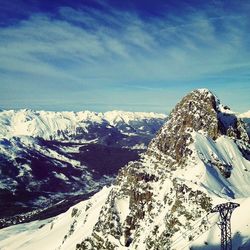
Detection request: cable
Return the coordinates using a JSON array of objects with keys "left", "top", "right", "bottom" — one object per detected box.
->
[
  {"left": 171, "top": 213, "right": 211, "bottom": 244},
  {"left": 178, "top": 222, "right": 217, "bottom": 250},
  {"left": 171, "top": 213, "right": 209, "bottom": 244},
  {"left": 171, "top": 213, "right": 217, "bottom": 249}
]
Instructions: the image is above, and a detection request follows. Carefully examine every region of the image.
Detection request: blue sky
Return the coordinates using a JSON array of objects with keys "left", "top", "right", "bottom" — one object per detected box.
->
[{"left": 0, "top": 0, "right": 249, "bottom": 113}]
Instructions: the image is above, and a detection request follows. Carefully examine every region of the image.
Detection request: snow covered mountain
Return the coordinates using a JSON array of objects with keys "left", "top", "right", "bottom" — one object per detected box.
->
[
  {"left": 0, "top": 109, "right": 166, "bottom": 142},
  {"left": 239, "top": 110, "right": 250, "bottom": 118},
  {"left": 1, "top": 89, "right": 249, "bottom": 250},
  {"left": 0, "top": 110, "right": 166, "bottom": 223},
  {"left": 238, "top": 110, "right": 250, "bottom": 136}
]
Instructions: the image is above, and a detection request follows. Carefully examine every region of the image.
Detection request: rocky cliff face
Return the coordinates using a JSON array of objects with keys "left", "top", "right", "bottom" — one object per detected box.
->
[{"left": 148, "top": 89, "right": 249, "bottom": 175}]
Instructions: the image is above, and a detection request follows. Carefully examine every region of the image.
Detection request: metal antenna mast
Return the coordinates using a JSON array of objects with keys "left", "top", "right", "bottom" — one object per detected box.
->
[{"left": 211, "top": 202, "right": 240, "bottom": 250}]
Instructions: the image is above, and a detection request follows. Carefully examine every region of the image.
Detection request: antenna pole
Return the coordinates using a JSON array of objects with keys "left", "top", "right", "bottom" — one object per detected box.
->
[{"left": 211, "top": 202, "right": 240, "bottom": 250}]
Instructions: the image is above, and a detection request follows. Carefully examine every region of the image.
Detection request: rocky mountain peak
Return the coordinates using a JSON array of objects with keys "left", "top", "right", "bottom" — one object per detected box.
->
[
  {"left": 167, "top": 88, "right": 219, "bottom": 138},
  {"left": 147, "top": 89, "right": 249, "bottom": 168}
]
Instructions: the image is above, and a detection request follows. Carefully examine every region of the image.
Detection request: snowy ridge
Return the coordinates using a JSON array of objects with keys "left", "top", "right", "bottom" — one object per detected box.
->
[
  {"left": 0, "top": 187, "right": 111, "bottom": 250},
  {"left": 188, "top": 132, "right": 250, "bottom": 198},
  {"left": 238, "top": 110, "right": 250, "bottom": 136},
  {"left": 238, "top": 110, "right": 250, "bottom": 118},
  {"left": 0, "top": 109, "right": 166, "bottom": 139},
  {"left": 0, "top": 89, "right": 249, "bottom": 249},
  {"left": 103, "top": 110, "right": 165, "bottom": 125}
]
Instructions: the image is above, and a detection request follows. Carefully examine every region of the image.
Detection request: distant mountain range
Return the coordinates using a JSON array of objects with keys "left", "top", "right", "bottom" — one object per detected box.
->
[
  {"left": 0, "top": 109, "right": 167, "bottom": 224},
  {"left": 239, "top": 110, "right": 250, "bottom": 136},
  {"left": 0, "top": 109, "right": 166, "bottom": 140}
]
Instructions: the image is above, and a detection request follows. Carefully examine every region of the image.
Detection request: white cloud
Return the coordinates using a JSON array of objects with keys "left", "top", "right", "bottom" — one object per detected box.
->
[{"left": 1, "top": 8, "right": 249, "bottom": 82}]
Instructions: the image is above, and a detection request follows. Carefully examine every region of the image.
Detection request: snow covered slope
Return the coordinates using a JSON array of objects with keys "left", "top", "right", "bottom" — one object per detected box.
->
[
  {"left": 0, "top": 89, "right": 249, "bottom": 250},
  {"left": 1, "top": 194, "right": 250, "bottom": 250},
  {"left": 0, "top": 187, "right": 112, "bottom": 250},
  {"left": 239, "top": 110, "right": 250, "bottom": 136},
  {"left": 239, "top": 110, "right": 250, "bottom": 118}
]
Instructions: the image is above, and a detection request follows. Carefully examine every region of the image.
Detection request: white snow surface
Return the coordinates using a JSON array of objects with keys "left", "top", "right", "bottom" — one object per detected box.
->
[
  {"left": 0, "top": 109, "right": 166, "bottom": 139},
  {"left": 190, "top": 132, "right": 250, "bottom": 198},
  {"left": 238, "top": 110, "right": 250, "bottom": 118},
  {"left": 172, "top": 196, "right": 250, "bottom": 250},
  {"left": 0, "top": 187, "right": 111, "bottom": 250},
  {"left": 115, "top": 196, "right": 130, "bottom": 224}
]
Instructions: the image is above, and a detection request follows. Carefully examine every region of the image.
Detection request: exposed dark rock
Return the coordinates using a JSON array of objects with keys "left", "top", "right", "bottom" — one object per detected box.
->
[{"left": 147, "top": 89, "right": 249, "bottom": 175}]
